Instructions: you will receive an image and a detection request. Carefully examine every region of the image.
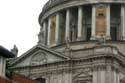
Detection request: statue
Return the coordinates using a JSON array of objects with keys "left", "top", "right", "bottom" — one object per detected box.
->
[
  {"left": 64, "top": 37, "right": 72, "bottom": 58},
  {"left": 97, "top": 34, "right": 106, "bottom": 45},
  {"left": 38, "top": 27, "right": 45, "bottom": 45},
  {"left": 11, "top": 45, "right": 18, "bottom": 57}
]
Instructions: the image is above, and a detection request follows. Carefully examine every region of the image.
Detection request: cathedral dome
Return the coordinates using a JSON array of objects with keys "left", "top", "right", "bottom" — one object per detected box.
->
[
  {"left": 10, "top": 1, "right": 125, "bottom": 83},
  {"left": 38, "top": 0, "right": 125, "bottom": 50}
]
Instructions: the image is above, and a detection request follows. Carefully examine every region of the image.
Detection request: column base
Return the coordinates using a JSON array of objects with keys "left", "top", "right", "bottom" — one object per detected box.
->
[
  {"left": 55, "top": 39, "right": 59, "bottom": 45},
  {"left": 90, "top": 36, "right": 96, "bottom": 40},
  {"left": 77, "top": 37, "right": 85, "bottom": 41},
  {"left": 65, "top": 37, "right": 70, "bottom": 43},
  {"left": 122, "top": 36, "right": 125, "bottom": 40},
  {"left": 105, "top": 36, "right": 111, "bottom": 40}
]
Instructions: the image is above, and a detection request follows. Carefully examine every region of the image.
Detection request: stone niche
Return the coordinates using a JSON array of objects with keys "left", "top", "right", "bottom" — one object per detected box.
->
[
  {"left": 50, "top": 15, "right": 56, "bottom": 44},
  {"left": 96, "top": 5, "right": 106, "bottom": 37}
]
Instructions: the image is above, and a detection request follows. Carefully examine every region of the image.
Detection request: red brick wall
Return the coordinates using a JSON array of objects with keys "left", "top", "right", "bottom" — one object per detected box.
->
[
  {"left": 0, "top": 77, "right": 12, "bottom": 83},
  {"left": 0, "top": 73, "right": 37, "bottom": 83},
  {"left": 11, "top": 73, "right": 37, "bottom": 83}
]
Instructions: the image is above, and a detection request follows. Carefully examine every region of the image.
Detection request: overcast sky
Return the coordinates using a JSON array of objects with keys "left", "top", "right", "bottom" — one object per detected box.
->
[{"left": 0, "top": 0, "right": 48, "bottom": 56}]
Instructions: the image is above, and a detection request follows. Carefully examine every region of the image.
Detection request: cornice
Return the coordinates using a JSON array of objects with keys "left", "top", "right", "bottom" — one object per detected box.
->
[{"left": 39, "top": 0, "right": 125, "bottom": 24}]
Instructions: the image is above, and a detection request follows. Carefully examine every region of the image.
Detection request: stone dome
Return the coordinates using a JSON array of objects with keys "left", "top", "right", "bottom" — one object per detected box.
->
[
  {"left": 39, "top": 0, "right": 125, "bottom": 24},
  {"left": 10, "top": 1, "right": 125, "bottom": 83},
  {"left": 38, "top": 0, "right": 125, "bottom": 52}
]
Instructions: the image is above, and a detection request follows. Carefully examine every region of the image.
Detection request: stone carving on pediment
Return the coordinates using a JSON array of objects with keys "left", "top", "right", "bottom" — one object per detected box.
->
[{"left": 30, "top": 52, "right": 48, "bottom": 66}]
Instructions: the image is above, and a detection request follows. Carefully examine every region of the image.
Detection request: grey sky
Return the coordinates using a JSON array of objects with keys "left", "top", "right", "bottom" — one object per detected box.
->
[{"left": 0, "top": 0, "right": 48, "bottom": 56}]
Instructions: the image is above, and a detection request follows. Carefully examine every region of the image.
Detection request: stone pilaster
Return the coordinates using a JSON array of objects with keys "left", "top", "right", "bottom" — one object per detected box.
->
[
  {"left": 106, "top": 5, "right": 111, "bottom": 40},
  {"left": 55, "top": 13, "right": 60, "bottom": 44},
  {"left": 92, "top": 67, "right": 98, "bottom": 83},
  {"left": 65, "top": 9, "right": 70, "bottom": 41},
  {"left": 46, "top": 77, "right": 50, "bottom": 83},
  {"left": 47, "top": 17, "right": 51, "bottom": 45},
  {"left": 121, "top": 5, "right": 125, "bottom": 40},
  {"left": 117, "top": 72, "right": 120, "bottom": 83},
  {"left": 91, "top": 5, "right": 96, "bottom": 40},
  {"left": 100, "top": 70, "right": 105, "bottom": 83},
  {"left": 106, "top": 65, "right": 112, "bottom": 83},
  {"left": 77, "top": 6, "right": 83, "bottom": 41}
]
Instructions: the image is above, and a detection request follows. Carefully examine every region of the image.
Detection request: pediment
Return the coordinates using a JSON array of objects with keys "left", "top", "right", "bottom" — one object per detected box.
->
[{"left": 10, "top": 45, "right": 69, "bottom": 68}]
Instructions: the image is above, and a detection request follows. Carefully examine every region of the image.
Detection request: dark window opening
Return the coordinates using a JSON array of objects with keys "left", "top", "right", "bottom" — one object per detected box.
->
[
  {"left": 70, "top": 24, "right": 77, "bottom": 42},
  {"left": 35, "top": 78, "right": 46, "bottom": 83},
  {"left": 86, "top": 27, "right": 91, "bottom": 41},
  {"left": 110, "top": 27, "right": 117, "bottom": 41}
]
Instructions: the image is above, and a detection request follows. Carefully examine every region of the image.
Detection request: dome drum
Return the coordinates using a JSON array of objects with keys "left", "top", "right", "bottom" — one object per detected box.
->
[{"left": 38, "top": 3, "right": 125, "bottom": 47}]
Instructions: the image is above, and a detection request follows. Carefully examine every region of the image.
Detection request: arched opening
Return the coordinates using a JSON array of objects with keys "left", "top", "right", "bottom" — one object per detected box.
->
[{"left": 35, "top": 78, "right": 46, "bottom": 83}]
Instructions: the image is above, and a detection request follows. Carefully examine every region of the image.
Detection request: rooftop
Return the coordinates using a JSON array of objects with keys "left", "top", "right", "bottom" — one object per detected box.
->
[{"left": 0, "top": 46, "right": 15, "bottom": 58}]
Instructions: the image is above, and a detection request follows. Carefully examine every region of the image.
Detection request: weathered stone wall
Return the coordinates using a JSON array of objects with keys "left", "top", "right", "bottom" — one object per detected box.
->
[{"left": 13, "top": 56, "right": 125, "bottom": 83}]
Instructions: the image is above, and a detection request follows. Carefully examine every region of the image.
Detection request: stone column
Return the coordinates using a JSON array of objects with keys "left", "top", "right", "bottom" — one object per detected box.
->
[
  {"left": 100, "top": 70, "right": 105, "bottom": 83},
  {"left": 55, "top": 13, "right": 60, "bottom": 44},
  {"left": 111, "top": 69, "right": 117, "bottom": 83},
  {"left": 65, "top": 9, "right": 70, "bottom": 41},
  {"left": 91, "top": 5, "right": 96, "bottom": 40},
  {"left": 77, "top": 6, "right": 83, "bottom": 41},
  {"left": 106, "top": 5, "right": 111, "bottom": 39},
  {"left": 121, "top": 5, "right": 125, "bottom": 40},
  {"left": 47, "top": 17, "right": 51, "bottom": 45}
]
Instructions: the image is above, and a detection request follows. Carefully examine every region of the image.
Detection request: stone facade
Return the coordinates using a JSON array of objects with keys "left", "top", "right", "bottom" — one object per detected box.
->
[{"left": 10, "top": 0, "right": 125, "bottom": 83}]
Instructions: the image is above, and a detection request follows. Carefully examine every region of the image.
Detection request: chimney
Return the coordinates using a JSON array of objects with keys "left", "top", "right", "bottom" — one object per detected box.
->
[{"left": 0, "top": 46, "right": 15, "bottom": 78}]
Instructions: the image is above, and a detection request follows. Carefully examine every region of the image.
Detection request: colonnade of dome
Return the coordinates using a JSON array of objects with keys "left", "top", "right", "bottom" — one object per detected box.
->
[{"left": 38, "top": 1, "right": 125, "bottom": 46}]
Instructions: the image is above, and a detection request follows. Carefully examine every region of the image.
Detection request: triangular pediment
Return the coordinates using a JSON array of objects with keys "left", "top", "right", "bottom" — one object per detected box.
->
[{"left": 10, "top": 45, "right": 69, "bottom": 68}]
